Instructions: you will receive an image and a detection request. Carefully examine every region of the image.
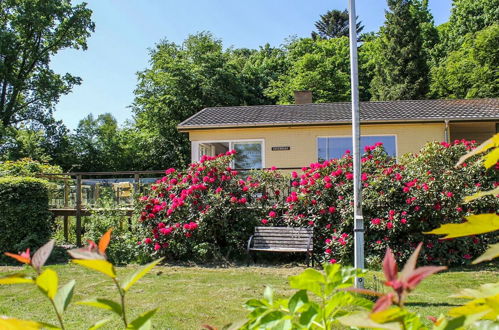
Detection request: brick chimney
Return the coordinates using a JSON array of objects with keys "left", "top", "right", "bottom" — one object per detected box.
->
[{"left": 294, "top": 90, "right": 313, "bottom": 104}]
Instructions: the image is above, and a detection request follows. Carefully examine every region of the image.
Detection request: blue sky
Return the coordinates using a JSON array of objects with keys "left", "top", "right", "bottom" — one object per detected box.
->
[{"left": 51, "top": 0, "right": 453, "bottom": 130}]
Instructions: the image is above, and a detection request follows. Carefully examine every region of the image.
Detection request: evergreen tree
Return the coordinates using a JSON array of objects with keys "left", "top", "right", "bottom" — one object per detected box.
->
[
  {"left": 311, "top": 9, "right": 364, "bottom": 40},
  {"left": 370, "top": 0, "right": 432, "bottom": 100}
]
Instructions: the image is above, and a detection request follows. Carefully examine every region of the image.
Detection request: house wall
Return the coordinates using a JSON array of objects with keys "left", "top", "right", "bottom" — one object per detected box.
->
[
  {"left": 185, "top": 122, "right": 446, "bottom": 168},
  {"left": 449, "top": 122, "right": 498, "bottom": 144}
]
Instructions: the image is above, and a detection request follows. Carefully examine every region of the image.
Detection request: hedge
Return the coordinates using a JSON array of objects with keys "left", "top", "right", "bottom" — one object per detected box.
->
[{"left": 0, "top": 176, "right": 52, "bottom": 261}]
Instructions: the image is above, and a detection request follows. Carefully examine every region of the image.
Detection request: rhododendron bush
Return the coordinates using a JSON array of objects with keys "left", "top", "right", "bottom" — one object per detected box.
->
[
  {"left": 137, "top": 152, "right": 286, "bottom": 260},
  {"left": 273, "top": 140, "right": 497, "bottom": 266},
  {"left": 138, "top": 140, "right": 497, "bottom": 265}
]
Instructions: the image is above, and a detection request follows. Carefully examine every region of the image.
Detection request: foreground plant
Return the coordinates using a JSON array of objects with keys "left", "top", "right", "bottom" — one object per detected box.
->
[
  {"left": 68, "top": 229, "right": 163, "bottom": 329},
  {"left": 1, "top": 229, "right": 162, "bottom": 329},
  {"left": 339, "top": 243, "right": 446, "bottom": 329},
  {"left": 1, "top": 240, "right": 74, "bottom": 329},
  {"left": 235, "top": 264, "right": 372, "bottom": 329}
]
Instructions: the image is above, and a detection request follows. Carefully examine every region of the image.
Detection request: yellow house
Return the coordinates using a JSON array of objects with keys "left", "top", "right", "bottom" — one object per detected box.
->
[{"left": 178, "top": 97, "right": 499, "bottom": 169}]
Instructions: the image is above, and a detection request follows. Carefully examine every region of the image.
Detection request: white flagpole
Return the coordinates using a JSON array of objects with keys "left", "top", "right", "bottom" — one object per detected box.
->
[{"left": 347, "top": 0, "right": 364, "bottom": 288}]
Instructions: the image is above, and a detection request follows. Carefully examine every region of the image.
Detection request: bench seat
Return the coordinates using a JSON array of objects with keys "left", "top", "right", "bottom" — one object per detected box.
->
[{"left": 247, "top": 226, "right": 315, "bottom": 266}]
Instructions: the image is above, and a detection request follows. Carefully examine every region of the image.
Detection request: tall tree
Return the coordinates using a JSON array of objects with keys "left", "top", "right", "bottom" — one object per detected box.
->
[
  {"left": 370, "top": 0, "right": 434, "bottom": 100},
  {"left": 430, "top": 24, "right": 499, "bottom": 99},
  {"left": 132, "top": 32, "right": 250, "bottom": 169},
  {"left": 311, "top": 9, "right": 364, "bottom": 40},
  {"left": 265, "top": 37, "right": 355, "bottom": 103},
  {"left": 0, "top": 0, "right": 94, "bottom": 134},
  {"left": 448, "top": 0, "right": 499, "bottom": 40}
]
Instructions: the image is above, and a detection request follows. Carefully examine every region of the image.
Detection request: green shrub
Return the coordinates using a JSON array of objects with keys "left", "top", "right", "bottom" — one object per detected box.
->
[
  {"left": 0, "top": 176, "right": 52, "bottom": 261},
  {"left": 0, "top": 158, "right": 62, "bottom": 177},
  {"left": 83, "top": 203, "right": 152, "bottom": 265}
]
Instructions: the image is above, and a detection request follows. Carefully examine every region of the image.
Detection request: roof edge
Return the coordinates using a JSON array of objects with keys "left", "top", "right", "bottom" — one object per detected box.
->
[{"left": 177, "top": 117, "right": 499, "bottom": 131}]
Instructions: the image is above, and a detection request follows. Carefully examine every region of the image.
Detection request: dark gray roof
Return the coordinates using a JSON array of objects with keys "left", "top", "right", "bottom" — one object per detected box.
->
[{"left": 178, "top": 98, "right": 499, "bottom": 130}]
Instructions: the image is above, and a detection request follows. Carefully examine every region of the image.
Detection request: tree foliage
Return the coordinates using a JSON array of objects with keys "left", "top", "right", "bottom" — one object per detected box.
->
[
  {"left": 0, "top": 0, "right": 94, "bottom": 133},
  {"left": 370, "top": 0, "right": 436, "bottom": 100},
  {"left": 311, "top": 9, "right": 364, "bottom": 40},
  {"left": 430, "top": 24, "right": 499, "bottom": 99}
]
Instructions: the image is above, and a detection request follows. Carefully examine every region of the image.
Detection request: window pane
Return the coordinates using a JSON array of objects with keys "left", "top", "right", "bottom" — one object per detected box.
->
[
  {"left": 317, "top": 136, "right": 396, "bottom": 161},
  {"left": 328, "top": 137, "right": 352, "bottom": 159},
  {"left": 318, "top": 138, "right": 328, "bottom": 162},
  {"left": 234, "top": 142, "right": 262, "bottom": 169}
]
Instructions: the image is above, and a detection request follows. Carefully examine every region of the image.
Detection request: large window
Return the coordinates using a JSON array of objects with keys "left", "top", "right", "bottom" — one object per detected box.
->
[
  {"left": 194, "top": 140, "right": 264, "bottom": 169},
  {"left": 318, "top": 135, "right": 396, "bottom": 161}
]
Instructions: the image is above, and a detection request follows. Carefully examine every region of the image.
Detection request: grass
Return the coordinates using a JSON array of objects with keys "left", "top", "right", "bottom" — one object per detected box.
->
[{"left": 0, "top": 264, "right": 497, "bottom": 329}]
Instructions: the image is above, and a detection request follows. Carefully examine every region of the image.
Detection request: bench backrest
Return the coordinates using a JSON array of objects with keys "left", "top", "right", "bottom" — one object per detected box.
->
[{"left": 252, "top": 226, "right": 313, "bottom": 250}]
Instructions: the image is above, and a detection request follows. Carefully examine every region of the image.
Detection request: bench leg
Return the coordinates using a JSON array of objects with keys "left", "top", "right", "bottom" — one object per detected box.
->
[{"left": 306, "top": 252, "right": 311, "bottom": 267}]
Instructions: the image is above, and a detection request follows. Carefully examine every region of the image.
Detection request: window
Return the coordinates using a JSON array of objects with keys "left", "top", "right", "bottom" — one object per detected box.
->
[
  {"left": 194, "top": 140, "right": 264, "bottom": 169},
  {"left": 318, "top": 136, "right": 396, "bottom": 161}
]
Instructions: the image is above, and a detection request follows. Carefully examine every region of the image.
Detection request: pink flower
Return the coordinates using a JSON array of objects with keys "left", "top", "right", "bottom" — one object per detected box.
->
[
  {"left": 144, "top": 238, "right": 152, "bottom": 244},
  {"left": 445, "top": 192, "right": 453, "bottom": 198},
  {"left": 325, "top": 238, "right": 332, "bottom": 244},
  {"left": 386, "top": 222, "right": 393, "bottom": 229},
  {"left": 361, "top": 173, "right": 368, "bottom": 181},
  {"left": 261, "top": 219, "right": 268, "bottom": 224},
  {"left": 215, "top": 187, "right": 223, "bottom": 194},
  {"left": 463, "top": 254, "right": 472, "bottom": 260},
  {"left": 345, "top": 173, "right": 354, "bottom": 180},
  {"left": 230, "top": 196, "right": 238, "bottom": 203},
  {"left": 239, "top": 197, "right": 247, "bottom": 204},
  {"left": 329, "top": 259, "right": 337, "bottom": 264},
  {"left": 403, "top": 187, "right": 410, "bottom": 193},
  {"left": 371, "top": 218, "right": 381, "bottom": 225},
  {"left": 400, "top": 218, "right": 407, "bottom": 224},
  {"left": 325, "top": 249, "right": 332, "bottom": 254},
  {"left": 269, "top": 211, "right": 277, "bottom": 218}
]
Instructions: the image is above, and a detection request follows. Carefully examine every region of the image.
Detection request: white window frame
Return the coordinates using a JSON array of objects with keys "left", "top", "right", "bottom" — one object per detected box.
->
[
  {"left": 191, "top": 139, "right": 265, "bottom": 168},
  {"left": 316, "top": 134, "right": 398, "bottom": 161}
]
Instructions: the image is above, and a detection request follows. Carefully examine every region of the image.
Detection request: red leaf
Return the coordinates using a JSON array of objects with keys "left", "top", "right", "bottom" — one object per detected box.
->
[
  {"left": 372, "top": 293, "right": 394, "bottom": 313},
  {"left": 382, "top": 247, "right": 398, "bottom": 283},
  {"left": 405, "top": 266, "right": 447, "bottom": 291},
  {"left": 400, "top": 242, "right": 422, "bottom": 281}
]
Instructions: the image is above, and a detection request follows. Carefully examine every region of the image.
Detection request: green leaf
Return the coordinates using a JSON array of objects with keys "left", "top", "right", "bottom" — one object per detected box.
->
[
  {"left": 473, "top": 243, "right": 499, "bottom": 264},
  {"left": 54, "top": 280, "right": 75, "bottom": 315},
  {"left": 36, "top": 268, "right": 58, "bottom": 299},
  {"left": 72, "top": 259, "right": 116, "bottom": 278},
  {"left": 463, "top": 187, "right": 499, "bottom": 203},
  {"left": 289, "top": 269, "right": 325, "bottom": 297},
  {"left": 245, "top": 299, "right": 268, "bottom": 310},
  {"left": 288, "top": 290, "right": 308, "bottom": 314},
  {"left": 425, "top": 213, "right": 499, "bottom": 238},
  {"left": 31, "top": 239, "right": 55, "bottom": 272},
  {"left": 263, "top": 286, "right": 273, "bottom": 304},
  {"left": 338, "top": 311, "right": 400, "bottom": 330},
  {"left": 87, "top": 319, "right": 110, "bottom": 330},
  {"left": 0, "top": 273, "right": 34, "bottom": 285},
  {"left": 78, "top": 298, "right": 122, "bottom": 316},
  {"left": 370, "top": 306, "right": 407, "bottom": 324},
  {"left": 298, "top": 304, "right": 319, "bottom": 328},
  {"left": 126, "top": 308, "right": 158, "bottom": 330},
  {"left": 120, "top": 258, "right": 163, "bottom": 292},
  {"left": 451, "top": 282, "right": 499, "bottom": 299},
  {"left": 258, "top": 311, "right": 287, "bottom": 329}
]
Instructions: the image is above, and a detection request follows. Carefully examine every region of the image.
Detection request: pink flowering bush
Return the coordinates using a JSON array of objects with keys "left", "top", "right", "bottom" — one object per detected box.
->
[
  {"left": 263, "top": 140, "right": 497, "bottom": 266},
  {"left": 137, "top": 151, "right": 285, "bottom": 260},
  {"left": 138, "top": 140, "right": 496, "bottom": 266}
]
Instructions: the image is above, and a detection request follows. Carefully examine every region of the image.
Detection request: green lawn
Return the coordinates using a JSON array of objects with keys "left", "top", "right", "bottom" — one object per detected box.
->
[{"left": 0, "top": 264, "right": 496, "bottom": 329}]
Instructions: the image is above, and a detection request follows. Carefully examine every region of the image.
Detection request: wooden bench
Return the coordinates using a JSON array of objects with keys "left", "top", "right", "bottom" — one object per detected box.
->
[{"left": 247, "top": 227, "right": 315, "bottom": 266}]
